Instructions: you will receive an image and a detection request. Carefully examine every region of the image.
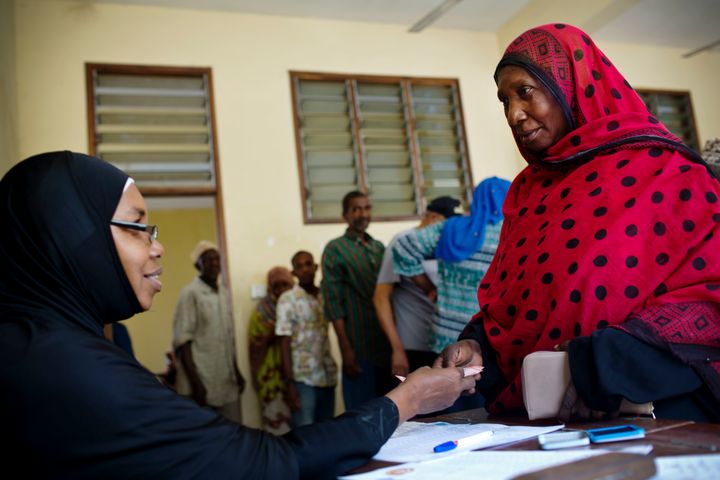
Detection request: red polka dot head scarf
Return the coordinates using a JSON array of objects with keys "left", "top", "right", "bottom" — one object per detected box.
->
[
  {"left": 468, "top": 24, "right": 720, "bottom": 414},
  {"left": 494, "top": 23, "right": 691, "bottom": 167}
]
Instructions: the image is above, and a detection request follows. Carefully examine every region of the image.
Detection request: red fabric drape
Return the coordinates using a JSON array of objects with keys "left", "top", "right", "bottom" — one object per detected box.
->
[{"left": 467, "top": 23, "right": 720, "bottom": 413}]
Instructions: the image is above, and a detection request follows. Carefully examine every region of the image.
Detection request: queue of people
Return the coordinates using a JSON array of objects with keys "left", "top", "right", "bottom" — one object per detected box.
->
[{"left": 1, "top": 21, "right": 718, "bottom": 479}]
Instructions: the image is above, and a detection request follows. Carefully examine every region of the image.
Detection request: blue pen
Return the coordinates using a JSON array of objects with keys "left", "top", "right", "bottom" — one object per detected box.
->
[{"left": 433, "top": 430, "right": 494, "bottom": 453}]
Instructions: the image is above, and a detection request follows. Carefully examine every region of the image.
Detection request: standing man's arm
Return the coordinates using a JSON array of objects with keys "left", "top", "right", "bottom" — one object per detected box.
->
[
  {"left": 373, "top": 282, "right": 409, "bottom": 377},
  {"left": 278, "top": 336, "right": 300, "bottom": 411},
  {"left": 276, "top": 295, "right": 300, "bottom": 411},
  {"left": 173, "top": 290, "right": 207, "bottom": 406},
  {"left": 331, "top": 319, "right": 362, "bottom": 378},
  {"left": 175, "top": 343, "right": 207, "bottom": 406},
  {"left": 322, "top": 246, "right": 362, "bottom": 379}
]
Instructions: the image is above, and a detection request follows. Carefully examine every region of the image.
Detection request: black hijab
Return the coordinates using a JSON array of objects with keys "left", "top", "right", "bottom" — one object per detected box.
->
[{"left": 0, "top": 151, "right": 141, "bottom": 335}]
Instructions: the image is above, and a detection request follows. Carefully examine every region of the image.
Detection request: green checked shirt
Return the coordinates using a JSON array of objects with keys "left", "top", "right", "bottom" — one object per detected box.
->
[{"left": 321, "top": 229, "right": 390, "bottom": 367}]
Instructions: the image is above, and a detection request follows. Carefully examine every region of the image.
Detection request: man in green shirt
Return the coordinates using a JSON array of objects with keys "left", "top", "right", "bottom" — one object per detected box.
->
[{"left": 321, "top": 191, "right": 391, "bottom": 410}]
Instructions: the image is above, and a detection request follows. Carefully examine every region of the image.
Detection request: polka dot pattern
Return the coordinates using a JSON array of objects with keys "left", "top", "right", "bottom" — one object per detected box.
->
[{"left": 481, "top": 23, "right": 720, "bottom": 415}]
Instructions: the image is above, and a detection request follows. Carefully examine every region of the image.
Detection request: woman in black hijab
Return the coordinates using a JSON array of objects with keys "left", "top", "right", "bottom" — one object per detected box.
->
[{"left": 0, "top": 151, "right": 476, "bottom": 479}]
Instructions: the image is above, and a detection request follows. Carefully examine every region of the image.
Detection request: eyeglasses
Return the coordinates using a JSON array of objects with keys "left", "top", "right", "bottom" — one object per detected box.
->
[{"left": 110, "top": 219, "right": 159, "bottom": 243}]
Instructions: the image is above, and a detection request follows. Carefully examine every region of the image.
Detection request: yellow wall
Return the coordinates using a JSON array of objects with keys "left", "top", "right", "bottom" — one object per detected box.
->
[
  {"left": 599, "top": 41, "right": 720, "bottom": 146},
  {"left": 12, "top": 0, "right": 720, "bottom": 427},
  {"left": 0, "top": 0, "right": 18, "bottom": 173},
  {"left": 123, "top": 207, "right": 217, "bottom": 373}
]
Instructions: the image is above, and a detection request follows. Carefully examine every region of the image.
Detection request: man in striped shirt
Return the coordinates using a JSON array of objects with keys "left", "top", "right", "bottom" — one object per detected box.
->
[{"left": 321, "top": 191, "right": 391, "bottom": 410}]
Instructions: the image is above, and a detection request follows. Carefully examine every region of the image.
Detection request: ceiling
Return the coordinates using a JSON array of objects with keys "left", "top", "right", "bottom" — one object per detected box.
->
[{"left": 90, "top": 0, "right": 720, "bottom": 55}]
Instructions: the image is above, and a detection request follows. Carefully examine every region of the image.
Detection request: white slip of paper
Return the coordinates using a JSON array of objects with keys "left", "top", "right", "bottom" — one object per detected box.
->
[
  {"left": 342, "top": 450, "right": 606, "bottom": 479},
  {"left": 372, "top": 421, "right": 564, "bottom": 463},
  {"left": 651, "top": 454, "right": 720, "bottom": 479},
  {"left": 341, "top": 446, "right": 658, "bottom": 480}
]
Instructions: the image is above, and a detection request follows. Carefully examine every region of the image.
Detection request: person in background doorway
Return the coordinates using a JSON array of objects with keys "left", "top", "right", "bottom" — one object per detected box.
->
[
  {"left": 248, "top": 266, "right": 294, "bottom": 434},
  {"left": 276, "top": 251, "right": 337, "bottom": 427},
  {"left": 374, "top": 196, "right": 460, "bottom": 377},
  {"left": 173, "top": 241, "right": 245, "bottom": 423},
  {"left": 321, "top": 191, "right": 392, "bottom": 410}
]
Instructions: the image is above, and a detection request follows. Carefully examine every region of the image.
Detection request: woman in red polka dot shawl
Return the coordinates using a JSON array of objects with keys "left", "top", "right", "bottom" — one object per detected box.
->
[{"left": 437, "top": 23, "right": 720, "bottom": 422}]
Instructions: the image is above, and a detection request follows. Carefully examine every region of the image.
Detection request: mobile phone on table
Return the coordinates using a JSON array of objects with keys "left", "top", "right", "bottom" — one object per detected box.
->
[
  {"left": 586, "top": 425, "right": 645, "bottom": 443},
  {"left": 538, "top": 430, "right": 590, "bottom": 450}
]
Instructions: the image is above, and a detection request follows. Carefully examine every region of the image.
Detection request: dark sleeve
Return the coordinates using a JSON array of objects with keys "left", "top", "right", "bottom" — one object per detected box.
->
[
  {"left": 459, "top": 318, "right": 506, "bottom": 398},
  {"left": 321, "top": 243, "right": 347, "bottom": 322},
  {"left": 569, "top": 328, "right": 703, "bottom": 412},
  {"left": 111, "top": 322, "right": 134, "bottom": 358},
  {"left": 284, "top": 396, "right": 399, "bottom": 480},
  {"left": 4, "top": 325, "right": 399, "bottom": 480},
  {"left": 2, "top": 326, "right": 304, "bottom": 480}
]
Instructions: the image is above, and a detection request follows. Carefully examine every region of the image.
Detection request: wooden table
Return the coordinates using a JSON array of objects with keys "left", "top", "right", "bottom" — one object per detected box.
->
[{"left": 354, "top": 409, "right": 720, "bottom": 474}]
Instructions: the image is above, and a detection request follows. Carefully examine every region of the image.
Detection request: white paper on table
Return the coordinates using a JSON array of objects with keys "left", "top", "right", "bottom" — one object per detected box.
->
[
  {"left": 341, "top": 450, "right": 608, "bottom": 479},
  {"left": 650, "top": 454, "right": 720, "bottom": 479},
  {"left": 372, "top": 421, "right": 564, "bottom": 463}
]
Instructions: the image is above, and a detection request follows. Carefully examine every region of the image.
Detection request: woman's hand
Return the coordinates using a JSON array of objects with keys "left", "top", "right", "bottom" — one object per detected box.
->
[
  {"left": 555, "top": 341, "right": 614, "bottom": 421},
  {"left": 385, "top": 367, "right": 479, "bottom": 422},
  {"left": 557, "top": 381, "right": 611, "bottom": 421},
  {"left": 434, "top": 339, "right": 483, "bottom": 370}
]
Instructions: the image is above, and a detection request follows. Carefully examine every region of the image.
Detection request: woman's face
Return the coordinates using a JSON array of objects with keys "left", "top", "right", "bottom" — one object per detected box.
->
[
  {"left": 110, "top": 184, "right": 164, "bottom": 310},
  {"left": 496, "top": 65, "right": 571, "bottom": 153}
]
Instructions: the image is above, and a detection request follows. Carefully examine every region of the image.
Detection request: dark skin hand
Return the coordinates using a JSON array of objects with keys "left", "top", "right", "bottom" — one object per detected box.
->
[
  {"left": 410, "top": 273, "right": 437, "bottom": 302},
  {"left": 555, "top": 340, "right": 615, "bottom": 421},
  {"left": 176, "top": 342, "right": 207, "bottom": 406},
  {"left": 279, "top": 336, "right": 301, "bottom": 411},
  {"left": 335, "top": 319, "right": 362, "bottom": 379},
  {"left": 434, "top": 339, "right": 484, "bottom": 396},
  {"left": 234, "top": 363, "right": 246, "bottom": 394}
]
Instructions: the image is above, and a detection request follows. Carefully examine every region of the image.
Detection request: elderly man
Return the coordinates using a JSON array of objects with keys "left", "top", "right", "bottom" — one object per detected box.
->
[{"left": 173, "top": 240, "right": 245, "bottom": 423}]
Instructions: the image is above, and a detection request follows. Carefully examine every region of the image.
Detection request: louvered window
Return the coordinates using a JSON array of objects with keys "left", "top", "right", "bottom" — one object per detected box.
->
[
  {"left": 291, "top": 72, "right": 472, "bottom": 223},
  {"left": 638, "top": 89, "right": 700, "bottom": 152},
  {"left": 86, "top": 64, "right": 218, "bottom": 194}
]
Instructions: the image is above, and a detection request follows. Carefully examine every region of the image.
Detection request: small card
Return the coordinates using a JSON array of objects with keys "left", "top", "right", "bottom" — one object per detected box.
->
[{"left": 395, "top": 365, "right": 483, "bottom": 382}]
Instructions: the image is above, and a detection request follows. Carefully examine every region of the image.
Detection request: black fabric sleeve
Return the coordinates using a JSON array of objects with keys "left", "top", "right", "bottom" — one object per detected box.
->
[
  {"left": 569, "top": 328, "right": 703, "bottom": 412},
  {"left": 3, "top": 323, "right": 394, "bottom": 479},
  {"left": 284, "top": 396, "right": 399, "bottom": 480},
  {"left": 459, "top": 320, "right": 506, "bottom": 398}
]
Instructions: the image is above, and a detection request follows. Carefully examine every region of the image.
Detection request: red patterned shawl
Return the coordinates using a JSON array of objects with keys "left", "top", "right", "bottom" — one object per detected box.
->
[{"left": 466, "top": 23, "right": 720, "bottom": 413}]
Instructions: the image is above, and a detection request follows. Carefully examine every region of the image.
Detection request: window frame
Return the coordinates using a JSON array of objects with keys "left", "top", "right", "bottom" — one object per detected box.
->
[
  {"left": 636, "top": 88, "right": 700, "bottom": 152},
  {"left": 85, "top": 63, "right": 221, "bottom": 197},
  {"left": 290, "top": 71, "right": 474, "bottom": 224},
  {"left": 85, "top": 62, "right": 232, "bottom": 295}
]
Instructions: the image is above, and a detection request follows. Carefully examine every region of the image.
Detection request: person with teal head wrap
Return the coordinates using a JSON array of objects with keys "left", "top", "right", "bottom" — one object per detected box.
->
[{"left": 393, "top": 177, "right": 512, "bottom": 353}]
